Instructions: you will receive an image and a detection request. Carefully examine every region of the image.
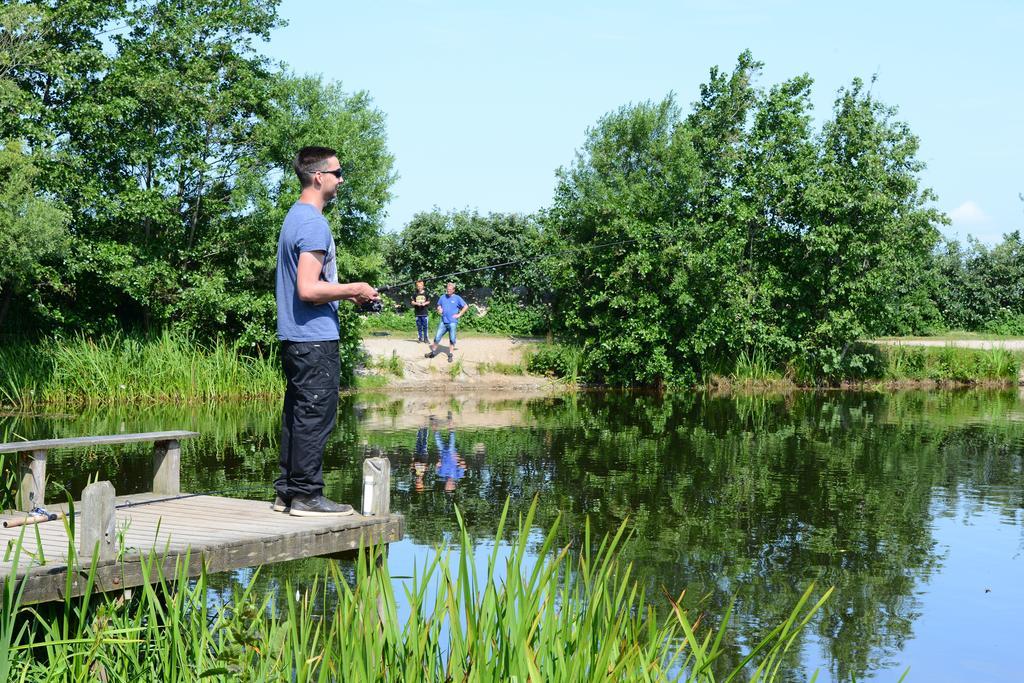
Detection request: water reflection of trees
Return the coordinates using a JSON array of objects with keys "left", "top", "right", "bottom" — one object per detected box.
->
[
  {"left": 369, "top": 391, "right": 1024, "bottom": 681},
  {"left": 4, "top": 391, "right": 1024, "bottom": 680}
]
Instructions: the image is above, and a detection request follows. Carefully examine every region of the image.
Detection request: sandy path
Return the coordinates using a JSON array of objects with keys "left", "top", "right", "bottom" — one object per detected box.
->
[
  {"left": 873, "top": 338, "right": 1024, "bottom": 350},
  {"left": 360, "top": 333, "right": 557, "bottom": 392}
]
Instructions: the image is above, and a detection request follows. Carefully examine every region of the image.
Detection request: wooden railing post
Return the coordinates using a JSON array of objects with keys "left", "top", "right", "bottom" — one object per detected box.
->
[
  {"left": 361, "top": 457, "right": 391, "bottom": 516},
  {"left": 152, "top": 439, "right": 181, "bottom": 495},
  {"left": 81, "top": 481, "right": 116, "bottom": 563},
  {"left": 18, "top": 449, "right": 47, "bottom": 511}
]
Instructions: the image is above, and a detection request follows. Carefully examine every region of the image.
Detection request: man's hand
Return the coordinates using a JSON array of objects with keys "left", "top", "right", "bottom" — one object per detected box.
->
[{"left": 296, "top": 253, "right": 379, "bottom": 305}]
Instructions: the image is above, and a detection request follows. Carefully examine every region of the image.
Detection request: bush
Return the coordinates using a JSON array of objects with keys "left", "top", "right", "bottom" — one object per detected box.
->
[
  {"left": 527, "top": 344, "right": 586, "bottom": 383},
  {"left": 360, "top": 294, "right": 550, "bottom": 337},
  {"left": 459, "top": 294, "right": 549, "bottom": 336},
  {"left": 983, "top": 311, "right": 1024, "bottom": 336}
]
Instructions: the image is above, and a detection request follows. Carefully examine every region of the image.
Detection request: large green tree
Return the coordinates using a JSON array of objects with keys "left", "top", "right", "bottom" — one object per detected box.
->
[
  {"left": 932, "top": 230, "right": 1024, "bottom": 333},
  {"left": 0, "top": 141, "right": 69, "bottom": 329},
  {"left": 223, "top": 73, "right": 396, "bottom": 376},
  {"left": 0, "top": 3, "right": 76, "bottom": 331},
  {"left": 1, "top": 0, "right": 395, "bottom": 355},
  {"left": 546, "top": 53, "right": 943, "bottom": 385},
  {"left": 384, "top": 209, "right": 546, "bottom": 297},
  {"left": 796, "top": 77, "right": 943, "bottom": 376}
]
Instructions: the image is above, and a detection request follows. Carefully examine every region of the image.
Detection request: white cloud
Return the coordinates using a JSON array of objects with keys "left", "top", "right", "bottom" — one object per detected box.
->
[{"left": 948, "top": 200, "right": 990, "bottom": 225}]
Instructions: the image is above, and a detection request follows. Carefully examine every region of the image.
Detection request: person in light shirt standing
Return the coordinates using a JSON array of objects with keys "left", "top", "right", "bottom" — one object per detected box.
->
[
  {"left": 426, "top": 282, "right": 468, "bottom": 363},
  {"left": 273, "top": 145, "right": 379, "bottom": 517}
]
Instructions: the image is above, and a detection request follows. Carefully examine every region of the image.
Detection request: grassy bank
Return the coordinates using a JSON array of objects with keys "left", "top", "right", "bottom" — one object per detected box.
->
[
  {"left": 869, "top": 344, "right": 1020, "bottom": 384},
  {"left": 0, "top": 333, "right": 283, "bottom": 407},
  {"left": 1, "top": 501, "right": 831, "bottom": 681},
  {"left": 528, "top": 342, "right": 1024, "bottom": 389},
  {"left": 4, "top": 334, "right": 1016, "bottom": 407},
  {"left": 876, "top": 332, "right": 1024, "bottom": 342}
]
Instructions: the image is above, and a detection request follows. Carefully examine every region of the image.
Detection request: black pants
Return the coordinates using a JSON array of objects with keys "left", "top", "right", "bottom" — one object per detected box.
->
[{"left": 276, "top": 340, "right": 340, "bottom": 500}]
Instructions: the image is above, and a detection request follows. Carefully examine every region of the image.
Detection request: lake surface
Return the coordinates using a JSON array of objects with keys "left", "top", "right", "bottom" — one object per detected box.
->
[{"left": 4, "top": 390, "right": 1023, "bottom": 681}]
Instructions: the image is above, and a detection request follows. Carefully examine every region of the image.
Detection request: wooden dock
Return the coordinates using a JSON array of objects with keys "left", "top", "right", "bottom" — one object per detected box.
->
[
  {"left": 0, "top": 493, "right": 404, "bottom": 604},
  {"left": 0, "top": 431, "right": 403, "bottom": 604}
]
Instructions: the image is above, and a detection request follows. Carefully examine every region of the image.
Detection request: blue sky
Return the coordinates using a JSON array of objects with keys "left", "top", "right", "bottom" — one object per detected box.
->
[{"left": 264, "top": 1, "right": 1022, "bottom": 244}]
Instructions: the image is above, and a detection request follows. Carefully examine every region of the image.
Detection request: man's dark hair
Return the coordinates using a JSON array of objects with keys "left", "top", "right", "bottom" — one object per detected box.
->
[{"left": 293, "top": 146, "right": 338, "bottom": 188}]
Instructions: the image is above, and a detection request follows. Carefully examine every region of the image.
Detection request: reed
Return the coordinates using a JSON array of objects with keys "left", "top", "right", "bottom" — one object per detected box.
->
[
  {"left": 729, "top": 349, "right": 786, "bottom": 385},
  {"left": 0, "top": 499, "right": 834, "bottom": 681},
  {"left": 877, "top": 345, "right": 1022, "bottom": 383}
]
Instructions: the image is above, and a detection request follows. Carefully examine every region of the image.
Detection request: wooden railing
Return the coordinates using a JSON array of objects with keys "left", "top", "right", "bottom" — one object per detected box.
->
[{"left": 0, "top": 431, "right": 200, "bottom": 511}]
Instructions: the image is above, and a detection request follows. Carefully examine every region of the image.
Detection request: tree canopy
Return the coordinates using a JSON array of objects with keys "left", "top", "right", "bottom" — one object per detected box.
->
[
  {"left": 545, "top": 52, "right": 944, "bottom": 385},
  {"left": 0, "top": 0, "right": 395, "bottom": 353}
]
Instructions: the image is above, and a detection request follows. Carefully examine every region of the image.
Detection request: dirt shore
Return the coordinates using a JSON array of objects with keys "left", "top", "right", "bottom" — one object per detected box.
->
[
  {"left": 361, "top": 335, "right": 1024, "bottom": 393},
  {"left": 359, "top": 333, "right": 559, "bottom": 393}
]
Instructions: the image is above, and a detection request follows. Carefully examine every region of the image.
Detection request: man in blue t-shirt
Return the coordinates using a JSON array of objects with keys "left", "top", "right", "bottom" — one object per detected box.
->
[
  {"left": 435, "top": 425, "right": 465, "bottom": 493},
  {"left": 426, "top": 282, "right": 468, "bottom": 363},
  {"left": 274, "top": 145, "right": 379, "bottom": 517}
]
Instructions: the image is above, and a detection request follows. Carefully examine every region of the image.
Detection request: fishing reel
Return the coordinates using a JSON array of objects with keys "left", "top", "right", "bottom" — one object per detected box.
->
[{"left": 359, "top": 299, "right": 385, "bottom": 315}]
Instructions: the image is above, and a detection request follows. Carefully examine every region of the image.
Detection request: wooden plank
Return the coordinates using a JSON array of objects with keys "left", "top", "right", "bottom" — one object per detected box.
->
[
  {"left": 0, "top": 431, "right": 200, "bottom": 454},
  {"left": 0, "top": 492, "right": 405, "bottom": 604},
  {"left": 11, "top": 516, "right": 405, "bottom": 604},
  {"left": 0, "top": 516, "right": 401, "bottom": 591}
]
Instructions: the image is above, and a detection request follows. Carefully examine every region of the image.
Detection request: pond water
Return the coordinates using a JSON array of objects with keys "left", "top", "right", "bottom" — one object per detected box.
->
[{"left": 3, "top": 389, "right": 1023, "bottom": 681}]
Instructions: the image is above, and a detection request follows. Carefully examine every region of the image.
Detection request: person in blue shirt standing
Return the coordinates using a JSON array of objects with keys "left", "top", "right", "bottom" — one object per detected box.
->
[
  {"left": 423, "top": 282, "right": 468, "bottom": 362},
  {"left": 434, "top": 418, "right": 465, "bottom": 493},
  {"left": 274, "top": 145, "right": 379, "bottom": 517},
  {"left": 426, "top": 282, "right": 468, "bottom": 363}
]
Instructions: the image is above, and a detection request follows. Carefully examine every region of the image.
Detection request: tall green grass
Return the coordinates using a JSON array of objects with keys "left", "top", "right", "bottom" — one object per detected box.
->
[
  {"left": 365, "top": 350, "right": 405, "bottom": 378},
  {"left": 730, "top": 350, "right": 785, "bottom": 383},
  {"left": 0, "top": 500, "right": 833, "bottom": 681},
  {"left": 528, "top": 339, "right": 1023, "bottom": 389},
  {"left": 876, "top": 345, "right": 1021, "bottom": 383},
  {"left": 477, "top": 360, "right": 528, "bottom": 375},
  {"left": 0, "top": 332, "right": 283, "bottom": 407},
  {"left": 527, "top": 343, "right": 585, "bottom": 385}
]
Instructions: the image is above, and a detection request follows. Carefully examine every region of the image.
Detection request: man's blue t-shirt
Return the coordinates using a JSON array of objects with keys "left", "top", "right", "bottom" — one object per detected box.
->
[
  {"left": 438, "top": 293, "right": 467, "bottom": 324},
  {"left": 276, "top": 202, "right": 340, "bottom": 341},
  {"left": 435, "top": 431, "right": 465, "bottom": 481}
]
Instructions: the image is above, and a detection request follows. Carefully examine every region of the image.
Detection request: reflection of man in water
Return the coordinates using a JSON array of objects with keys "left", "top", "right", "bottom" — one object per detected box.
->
[
  {"left": 412, "top": 426, "right": 430, "bottom": 493},
  {"left": 435, "top": 425, "right": 466, "bottom": 492}
]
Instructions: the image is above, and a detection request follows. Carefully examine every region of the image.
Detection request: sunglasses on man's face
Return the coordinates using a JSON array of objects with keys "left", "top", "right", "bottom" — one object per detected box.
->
[{"left": 317, "top": 168, "right": 344, "bottom": 178}]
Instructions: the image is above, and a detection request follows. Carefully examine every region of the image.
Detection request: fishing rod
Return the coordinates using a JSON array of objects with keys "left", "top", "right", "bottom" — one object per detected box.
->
[{"left": 359, "top": 236, "right": 652, "bottom": 313}]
